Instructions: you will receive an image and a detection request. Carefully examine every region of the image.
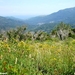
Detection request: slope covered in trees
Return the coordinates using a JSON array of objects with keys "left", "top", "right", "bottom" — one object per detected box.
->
[
  {"left": 0, "top": 16, "right": 26, "bottom": 30},
  {"left": 25, "top": 7, "right": 75, "bottom": 28},
  {"left": 0, "top": 7, "right": 75, "bottom": 32}
]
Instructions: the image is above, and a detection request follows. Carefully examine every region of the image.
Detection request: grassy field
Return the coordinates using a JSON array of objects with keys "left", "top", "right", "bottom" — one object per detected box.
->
[{"left": 0, "top": 38, "right": 75, "bottom": 75}]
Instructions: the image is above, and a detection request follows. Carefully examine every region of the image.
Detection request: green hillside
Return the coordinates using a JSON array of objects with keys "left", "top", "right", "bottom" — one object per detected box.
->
[
  {"left": 25, "top": 7, "right": 75, "bottom": 27},
  {"left": 0, "top": 16, "right": 26, "bottom": 30},
  {"left": 33, "top": 23, "right": 57, "bottom": 33}
]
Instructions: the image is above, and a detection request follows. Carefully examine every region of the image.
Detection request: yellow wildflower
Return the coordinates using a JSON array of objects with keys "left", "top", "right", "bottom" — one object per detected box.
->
[
  {"left": 18, "top": 41, "right": 25, "bottom": 47},
  {"left": 53, "top": 58, "right": 57, "bottom": 61}
]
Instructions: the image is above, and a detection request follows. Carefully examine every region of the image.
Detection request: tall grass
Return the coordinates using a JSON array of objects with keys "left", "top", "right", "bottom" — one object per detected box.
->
[{"left": 0, "top": 38, "right": 75, "bottom": 75}]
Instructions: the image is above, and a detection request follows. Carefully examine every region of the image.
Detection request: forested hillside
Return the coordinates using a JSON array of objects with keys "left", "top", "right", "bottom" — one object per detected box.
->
[
  {"left": 0, "top": 7, "right": 75, "bottom": 32},
  {"left": 25, "top": 7, "right": 75, "bottom": 27},
  {"left": 33, "top": 23, "right": 57, "bottom": 33},
  {"left": 0, "top": 16, "right": 26, "bottom": 30}
]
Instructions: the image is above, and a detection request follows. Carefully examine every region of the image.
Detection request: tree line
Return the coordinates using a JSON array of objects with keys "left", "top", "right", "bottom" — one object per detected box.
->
[{"left": 0, "top": 22, "right": 75, "bottom": 41}]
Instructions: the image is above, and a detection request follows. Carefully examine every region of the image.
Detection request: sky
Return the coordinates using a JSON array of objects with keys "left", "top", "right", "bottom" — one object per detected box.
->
[{"left": 0, "top": 0, "right": 75, "bottom": 17}]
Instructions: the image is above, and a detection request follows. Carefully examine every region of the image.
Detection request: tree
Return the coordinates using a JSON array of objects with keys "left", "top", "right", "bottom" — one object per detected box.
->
[
  {"left": 56, "top": 22, "right": 72, "bottom": 40},
  {"left": 51, "top": 22, "right": 72, "bottom": 40},
  {"left": 7, "top": 26, "right": 26, "bottom": 41}
]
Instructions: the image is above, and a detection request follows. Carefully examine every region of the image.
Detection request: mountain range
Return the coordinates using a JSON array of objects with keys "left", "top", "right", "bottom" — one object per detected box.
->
[
  {"left": 0, "top": 7, "right": 75, "bottom": 31},
  {"left": 25, "top": 7, "right": 75, "bottom": 26},
  {"left": 0, "top": 16, "right": 26, "bottom": 30}
]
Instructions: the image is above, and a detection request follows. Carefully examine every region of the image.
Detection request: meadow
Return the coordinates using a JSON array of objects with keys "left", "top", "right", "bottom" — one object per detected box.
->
[{"left": 0, "top": 38, "right": 75, "bottom": 75}]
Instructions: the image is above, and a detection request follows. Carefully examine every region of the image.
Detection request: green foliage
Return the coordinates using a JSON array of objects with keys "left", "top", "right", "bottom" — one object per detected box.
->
[
  {"left": 55, "top": 22, "right": 71, "bottom": 31},
  {"left": 0, "top": 16, "right": 26, "bottom": 30},
  {"left": 33, "top": 31, "right": 50, "bottom": 41},
  {"left": 0, "top": 24, "right": 75, "bottom": 75},
  {"left": 7, "top": 26, "right": 26, "bottom": 41},
  {"left": 51, "top": 22, "right": 73, "bottom": 40},
  {"left": 0, "top": 38, "right": 75, "bottom": 75},
  {"left": 33, "top": 23, "right": 57, "bottom": 33}
]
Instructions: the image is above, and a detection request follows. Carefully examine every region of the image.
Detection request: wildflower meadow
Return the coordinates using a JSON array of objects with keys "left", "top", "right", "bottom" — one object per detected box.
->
[{"left": 0, "top": 38, "right": 75, "bottom": 75}]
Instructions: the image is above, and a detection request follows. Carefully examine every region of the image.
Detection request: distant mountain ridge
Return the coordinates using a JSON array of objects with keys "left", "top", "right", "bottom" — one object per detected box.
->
[
  {"left": 0, "top": 16, "right": 26, "bottom": 30},
  {"left": 25, "top": 7, "right": 75, "bottom": 26},
  {"left": 0, "top": 7, "right": 75, "bottom": 31}
]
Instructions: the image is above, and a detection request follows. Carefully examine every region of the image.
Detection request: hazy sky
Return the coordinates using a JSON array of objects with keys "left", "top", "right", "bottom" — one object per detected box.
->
[{"left": 0, "top": 0, "right": 75, "bottom": 16}]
